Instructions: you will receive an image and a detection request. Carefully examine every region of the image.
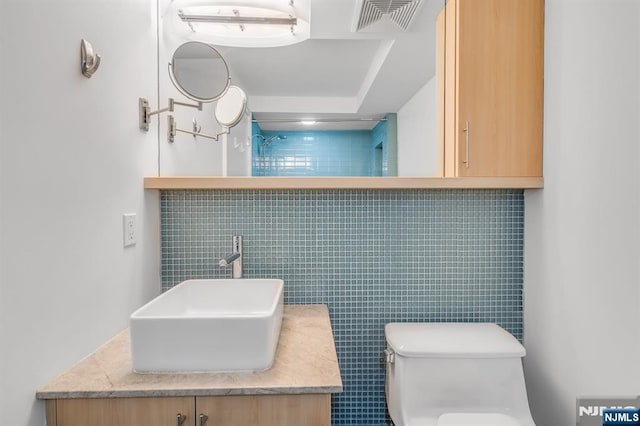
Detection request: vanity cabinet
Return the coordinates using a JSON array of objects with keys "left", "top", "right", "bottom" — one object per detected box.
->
[
  {"left": 38, "top": 306, "right": 341, "bottom": 426},
  {"left": 47, "top": 394, "right": 330, "bottom": 426},
  {"left": 440, "top": 0, "right": 544, "bottom": 177}
]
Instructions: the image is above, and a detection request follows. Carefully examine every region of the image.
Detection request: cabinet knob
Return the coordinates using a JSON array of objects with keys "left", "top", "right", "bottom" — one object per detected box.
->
[
  {"left": 176, "top": 413, "right": 187, "bottom": 426},
  {"left": 199, "top": 413, "right": 209, "bottom": 426}
]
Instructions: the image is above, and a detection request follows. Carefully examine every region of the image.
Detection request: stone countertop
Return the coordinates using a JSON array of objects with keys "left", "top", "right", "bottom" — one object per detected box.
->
[{"left": 36, "top": 305, "right": 342, "bottom": 399}]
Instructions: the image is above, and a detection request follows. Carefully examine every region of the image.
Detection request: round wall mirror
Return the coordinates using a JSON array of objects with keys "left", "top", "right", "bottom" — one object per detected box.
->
[
  {"left": 169, "top": 41, "right": 230, "bottom": 103},
  {"left": 215, "top": 86, "right": 247, "bottom": 128}
]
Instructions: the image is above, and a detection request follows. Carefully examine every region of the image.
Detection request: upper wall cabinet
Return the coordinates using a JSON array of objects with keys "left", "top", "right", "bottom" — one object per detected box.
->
[{"left": 440, "top": 0, "right": 544, "bottom": 177}]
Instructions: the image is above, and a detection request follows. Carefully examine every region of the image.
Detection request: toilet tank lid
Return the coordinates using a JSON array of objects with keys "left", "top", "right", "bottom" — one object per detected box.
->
[{"left": 384, "top": 323, "right": 525, "bottom": 358}]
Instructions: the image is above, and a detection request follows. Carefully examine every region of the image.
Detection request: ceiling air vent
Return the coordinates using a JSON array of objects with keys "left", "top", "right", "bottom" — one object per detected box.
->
[{"left": 354, "top": 0, "right": 423, "bottom": 33}]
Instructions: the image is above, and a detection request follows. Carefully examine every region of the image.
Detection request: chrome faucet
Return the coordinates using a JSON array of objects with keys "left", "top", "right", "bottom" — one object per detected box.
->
[{"left": 218, "top": 235, "right": 243, "bottom": 278}]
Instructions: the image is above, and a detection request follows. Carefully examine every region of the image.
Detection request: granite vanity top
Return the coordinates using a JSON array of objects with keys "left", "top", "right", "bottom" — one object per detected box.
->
[{"left": 36, "top": 304, "right": 342, "bottom": 399}]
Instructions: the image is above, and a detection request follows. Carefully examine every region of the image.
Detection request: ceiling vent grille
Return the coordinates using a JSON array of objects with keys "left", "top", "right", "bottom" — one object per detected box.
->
[{"left": 355, "top": 0, "right": 423, "bottom": 32}]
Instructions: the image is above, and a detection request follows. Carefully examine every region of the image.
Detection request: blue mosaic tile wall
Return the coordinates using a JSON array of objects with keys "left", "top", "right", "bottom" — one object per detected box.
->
[
  {"left": 160, "top": 189, "right": 524, "bottom": 425},
  {"left": 252, "top": 130, "right": 380, "bottom": 176}
]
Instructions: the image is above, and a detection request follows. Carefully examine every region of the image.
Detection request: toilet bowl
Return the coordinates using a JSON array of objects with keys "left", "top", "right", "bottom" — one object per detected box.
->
[
  {"left": 438, "top": 413, "right": 523, "bottom": 426},
  {"left": 384, "top": 323, "right": 535, "bottom": 426}
]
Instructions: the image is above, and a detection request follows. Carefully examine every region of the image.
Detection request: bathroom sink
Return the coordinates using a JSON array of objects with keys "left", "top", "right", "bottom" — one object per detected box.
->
[{"left": 130, "top": 279, "right": 284, "bottom": 373}]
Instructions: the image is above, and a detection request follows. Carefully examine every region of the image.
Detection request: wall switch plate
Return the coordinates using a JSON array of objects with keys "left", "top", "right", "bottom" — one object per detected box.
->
[{"left": 123, "top": 213, "right": 136, "bottom": 247}]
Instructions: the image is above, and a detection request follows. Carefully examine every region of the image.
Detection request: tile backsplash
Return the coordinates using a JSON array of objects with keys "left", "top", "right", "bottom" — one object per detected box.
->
[{"left": 160, "top": 189, "right": 524, "bottom": 425}]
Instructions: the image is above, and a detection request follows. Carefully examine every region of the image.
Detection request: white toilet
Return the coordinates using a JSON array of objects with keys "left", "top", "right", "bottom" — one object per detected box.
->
[{"left": 384, "top": 323, "right": 536, "bottom": 426}]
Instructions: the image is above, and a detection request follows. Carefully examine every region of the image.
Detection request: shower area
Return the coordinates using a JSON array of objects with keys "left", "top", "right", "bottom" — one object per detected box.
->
[{"left": 251, "top": 115, "right": 397, "bottom": 177}]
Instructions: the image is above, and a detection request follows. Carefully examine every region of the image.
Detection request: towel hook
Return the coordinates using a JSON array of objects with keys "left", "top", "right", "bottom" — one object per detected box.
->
[{"left": 80, "top": 39, "right": 101, "bottom": 79}]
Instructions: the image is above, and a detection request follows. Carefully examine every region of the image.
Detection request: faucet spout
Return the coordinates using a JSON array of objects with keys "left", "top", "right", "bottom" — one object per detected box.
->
[
  {"left": 219, "top": 253, "right": 240, "bottom": 267},
  {"left": 218, "top": 236, "right": 243, "bottom": 278}
]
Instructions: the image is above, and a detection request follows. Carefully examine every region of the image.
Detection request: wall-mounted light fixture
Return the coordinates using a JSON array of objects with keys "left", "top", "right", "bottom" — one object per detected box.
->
[{"left": 163, "top": 0, "right": 311, "bottom": 48}]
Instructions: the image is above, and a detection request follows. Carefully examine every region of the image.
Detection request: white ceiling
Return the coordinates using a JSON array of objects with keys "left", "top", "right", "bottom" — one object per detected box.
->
[
  {"left": 220, "top": 39, "right": 382, "bottom": 97},
  {"left": 217, "top": 0, "right": 445, "bottom": 131}
]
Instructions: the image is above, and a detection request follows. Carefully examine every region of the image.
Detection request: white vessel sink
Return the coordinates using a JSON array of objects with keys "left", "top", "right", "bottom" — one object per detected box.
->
[{"left": 130, "top": 279, "right": 284, "bottom": 373}]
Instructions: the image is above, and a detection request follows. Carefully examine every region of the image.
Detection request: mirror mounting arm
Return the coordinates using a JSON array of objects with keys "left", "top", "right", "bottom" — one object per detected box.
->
[
  {"left": 168, "top": 115, "right": 230, "bottom": 143},
  {"left": 139, "top": 98, "right": 203, "bottom": 131}
]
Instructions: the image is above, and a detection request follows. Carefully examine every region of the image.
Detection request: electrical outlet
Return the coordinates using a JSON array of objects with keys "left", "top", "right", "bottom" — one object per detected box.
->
[{"left": 123, "top": 213, "right": 136, "bottom": 247}]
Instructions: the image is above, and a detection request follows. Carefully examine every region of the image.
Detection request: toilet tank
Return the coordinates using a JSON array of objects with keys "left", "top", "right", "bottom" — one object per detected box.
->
[{"left": 385, "top": 323, "right": 532, "bottom": 424}]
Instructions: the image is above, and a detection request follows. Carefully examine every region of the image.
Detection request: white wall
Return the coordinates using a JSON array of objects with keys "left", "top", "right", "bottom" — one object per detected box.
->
[
  {"left": 0, "top": 1, "right": 160, "bottom": 425},
  {"left": 226, "top": 110, "right": 253, "bottom": 177},
  {"left": 397, "top": 77, "right": 439, "bottom": 176},
  {"left": 524, "top": 1, "right": 640, "bottom": 425},
  {"left": 0, "top": 26, "right": 4, "bottom": 422}
]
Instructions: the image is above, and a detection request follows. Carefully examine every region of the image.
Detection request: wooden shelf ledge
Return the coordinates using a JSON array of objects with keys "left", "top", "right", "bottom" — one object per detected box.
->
[{"left": 144, "top": 176, "right": 543, "bottom": 190}]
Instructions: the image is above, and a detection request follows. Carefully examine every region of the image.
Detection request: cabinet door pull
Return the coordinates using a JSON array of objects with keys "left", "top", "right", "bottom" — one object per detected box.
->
[
  {"left": 176, "top": 413, "right": 187, "bottom": 426},
  {"left": 463, "top": 121, "right": 470, "bottom": 168},
  {"left": 199, "top": 413, "right": 209, "bottom": 426}
]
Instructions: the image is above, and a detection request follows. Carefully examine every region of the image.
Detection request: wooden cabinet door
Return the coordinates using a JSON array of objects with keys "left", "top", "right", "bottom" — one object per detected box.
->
[
  {"left": 453, "top": 0, "right": 543, "bottom": 177},
  {"left": 196, "top": 394, "right": 331, "bottom": 426},
  {"left": 54, "top": 397, "right": 194, "bottom": 426}
]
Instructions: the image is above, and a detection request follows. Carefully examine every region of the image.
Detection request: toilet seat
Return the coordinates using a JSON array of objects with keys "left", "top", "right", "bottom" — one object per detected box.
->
[{"left": 438, "top": 413, "right": 523, "bottom": 426}]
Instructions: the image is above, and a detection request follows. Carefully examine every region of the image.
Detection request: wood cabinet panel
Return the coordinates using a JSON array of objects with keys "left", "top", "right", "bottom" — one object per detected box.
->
[
  {"left": 54, "top": 397, "right": 194, "bottom": 426},
  {"left": 48, "top": 395, "right": 332, "bottom": 426},
  {"left": 196, "top": 394, "right": 331, "bottom": 426},
  {"left": 443, "top": 0, "right": 544, "bottom": 177},
  {"left": 143, "top": 176, "right": 543, "bottom": 189}
]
